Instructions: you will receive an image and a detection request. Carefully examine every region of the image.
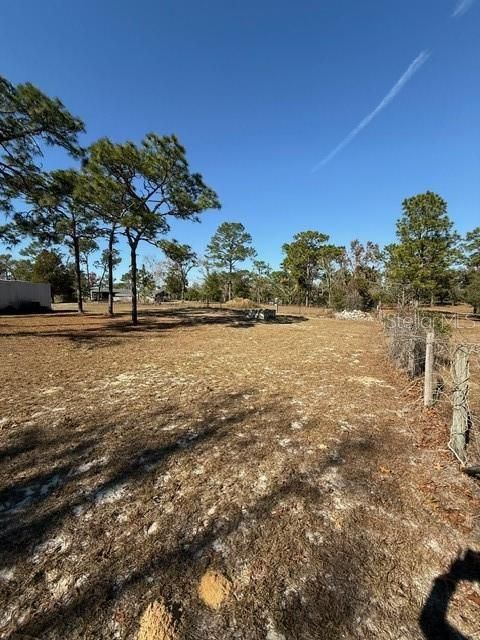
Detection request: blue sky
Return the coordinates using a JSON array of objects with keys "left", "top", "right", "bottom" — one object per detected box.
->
[{"left": 1, "top": 0, "right": 479, "bottom": 278}]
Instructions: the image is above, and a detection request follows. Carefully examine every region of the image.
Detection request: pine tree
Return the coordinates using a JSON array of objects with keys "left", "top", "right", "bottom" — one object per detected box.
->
[
  {"left": 385, "top": 192, "right": 459, "bottom": 304},
  {"left": 282, "top": 231, "right": 342, "bottom": 307},
  {"left": 464, "top": 227, "right": 480, "bottom": 271},
  {"left": 206, "top": 222, "right": 256, "bottom": 300},
  {"left": 0, "top": 75, "right": 84, "bottom": 213},
  {"left": 82, "top": 135, "right": 220, "bottom": 324},
  {"left": 15, "top": 169, "right": 99, "bottom": 312}
]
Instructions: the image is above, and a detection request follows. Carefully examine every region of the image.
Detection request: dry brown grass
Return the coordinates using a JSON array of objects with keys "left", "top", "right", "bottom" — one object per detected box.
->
[{"left": 0, "top": 304, "right": 478, "bottom": 639}]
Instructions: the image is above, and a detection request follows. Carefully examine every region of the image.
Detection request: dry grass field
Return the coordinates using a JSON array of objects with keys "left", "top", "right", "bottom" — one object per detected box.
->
[{"left": 0, "top": 304, "right": 479, "bottom": 639}]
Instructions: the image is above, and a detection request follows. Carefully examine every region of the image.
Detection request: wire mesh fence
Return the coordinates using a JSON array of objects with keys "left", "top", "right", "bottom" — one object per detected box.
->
[{"left": 383, "top": 311, "right": 480, "bottom": 470}]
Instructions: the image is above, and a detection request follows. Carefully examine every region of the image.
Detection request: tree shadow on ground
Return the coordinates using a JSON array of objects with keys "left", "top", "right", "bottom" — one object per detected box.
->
[
  {"left": 276, "top": 513, "right": 372, "bottom": 640},
  {"left": 3, "top": 415, "right": 406, "bottom": 639},
  {"left": 8, "top": 473, "right": 367, "bottom": 639},
  {"left": 419, "top": 549, "right": 480, "bottom": 640},
  {"left": 0, "top": 392, "right": 257, "bottom": 570},
  {"left": 0, "top": 426, "right": 38, "bottom": 464},
  {"left": 0, "top": 307, "right": 308, "bottom": 344}
]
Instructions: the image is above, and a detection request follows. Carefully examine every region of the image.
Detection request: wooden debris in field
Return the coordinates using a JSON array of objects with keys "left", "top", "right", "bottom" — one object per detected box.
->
[
  {"left": 137, "top": 600, "right": 177, "bottom": 640},
  {"left": 198, "top": 569, "right": 232, "bottom": 609}
]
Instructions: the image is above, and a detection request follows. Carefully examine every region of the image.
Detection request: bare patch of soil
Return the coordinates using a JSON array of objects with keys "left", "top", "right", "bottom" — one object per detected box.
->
[
  {"left": 137, "top": 600, "right": 177, "bottom": 640},
  {"left": 198, "top": 570, "right": 232, "bottom": 609}
]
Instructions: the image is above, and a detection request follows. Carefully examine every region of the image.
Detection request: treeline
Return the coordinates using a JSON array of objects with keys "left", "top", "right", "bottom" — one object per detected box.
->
[
  {"left": 169, "top": 199, "right": 480, "bottom": 313},
  {"left": 1, "top": 76, "right": 479, "bottom": 319}
]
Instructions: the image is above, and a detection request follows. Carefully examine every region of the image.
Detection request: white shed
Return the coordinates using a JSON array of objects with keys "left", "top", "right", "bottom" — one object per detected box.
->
[{"left": 0, "top": 280, "right": 52, "bottom": 313}]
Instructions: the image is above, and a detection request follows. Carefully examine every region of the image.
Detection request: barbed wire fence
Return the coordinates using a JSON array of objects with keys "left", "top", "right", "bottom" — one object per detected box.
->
[{"left": 381, "top": 308, "right": 480, "bottom": 475}]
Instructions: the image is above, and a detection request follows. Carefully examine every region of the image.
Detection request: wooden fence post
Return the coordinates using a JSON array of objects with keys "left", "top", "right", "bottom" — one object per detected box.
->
[
  {"left": 424, "top": 332, "right": 434, "bottom": 407},
  {"left": 377, "top": 301, "right": 383, "bottom": 321},
  {"left": 407, "top": 336, "right": 416, "bottom": 378},
  {"left": 450, "top": 345, "right": 470, "bottom": 463}
]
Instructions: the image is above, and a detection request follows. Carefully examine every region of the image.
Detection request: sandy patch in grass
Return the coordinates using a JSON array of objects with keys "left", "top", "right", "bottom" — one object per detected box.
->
[
  {"left": 198, "top": 570, "right": 232, "bottom": 609},
  {"left": 137, "top": 600, "right": 177, "bottom": 640},
  {"left": 348, "top": 375, "right": 395, "bottom": 388}
]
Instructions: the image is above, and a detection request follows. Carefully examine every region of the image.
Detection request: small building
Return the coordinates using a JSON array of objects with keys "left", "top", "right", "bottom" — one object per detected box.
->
[
  {"left": 90, "top": 287, "right": 170, "bottom": 304},
  {"left": 90, "top": 287, "right": 132, "bottom": 303},
  {"left": 0, "top": 280, "right": 52, "bottom": 313}
]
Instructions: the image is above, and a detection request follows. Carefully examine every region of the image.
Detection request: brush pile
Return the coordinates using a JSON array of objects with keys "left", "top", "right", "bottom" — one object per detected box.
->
[{"left": 335, "top": 310, "right": 372, "bottom": 321}]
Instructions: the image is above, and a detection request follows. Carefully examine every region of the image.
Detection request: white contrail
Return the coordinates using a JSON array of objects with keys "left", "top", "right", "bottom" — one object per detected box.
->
[
  {"left": 452, "top": 0, "right": 476, "bottom": 17},
  {"left": 312, "top": 50, "right": 431, "bottom": 172}
]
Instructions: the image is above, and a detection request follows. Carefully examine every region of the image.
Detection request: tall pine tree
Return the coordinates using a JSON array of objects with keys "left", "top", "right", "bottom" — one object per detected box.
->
[
  {"left": 83, "top": 134, "right": 220, "bottom": 324},
  {"left": 385, "top": 192, "right": 459, "bottom": 304}
]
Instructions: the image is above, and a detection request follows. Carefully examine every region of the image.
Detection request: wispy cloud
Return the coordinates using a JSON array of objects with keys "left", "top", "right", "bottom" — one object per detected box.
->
[
  {"left": 312, "top": 50, "right": 431, "bottom": 172},
  {"left": 452, "top": 0, "right": 476, "bottom": 17}
]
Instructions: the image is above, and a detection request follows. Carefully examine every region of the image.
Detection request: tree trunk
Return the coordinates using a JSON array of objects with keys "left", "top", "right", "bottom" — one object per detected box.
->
[
  {"left": 85, "top": 257, "right": 90, "bottom": 299},
  {"left": 107, "top": 227, "right": 115, "bottom": 316},
  {"left": 228, "top": 263, "right": 233, "bottom": 301},
  {"left": 73, "top": 235, "right": 84, "bottom": 313},
  {"left": 97, "top": 273, "right": 104, "bottom": 302},
  {"left": 130, "top": 242, "right": 138, "bottom": 325},
  {"left": 305, "top": 264, "right": 311, "bottom": 307}
]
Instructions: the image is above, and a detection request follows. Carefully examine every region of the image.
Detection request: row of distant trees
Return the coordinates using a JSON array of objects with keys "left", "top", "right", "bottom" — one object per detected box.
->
[
  {"left": 177, "top": 194, "right": 479, "bottom": 312},
  {"left": 49, "top": 202, "right": 477, "bottom": 313},
  {"left": 2, "top": 75, "right": 480, "bottom": 317},
  {"left": 182, "top": 202, "right": 480, "bottom": 313}
]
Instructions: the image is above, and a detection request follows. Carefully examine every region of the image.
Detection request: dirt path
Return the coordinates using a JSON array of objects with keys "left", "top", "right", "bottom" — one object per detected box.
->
[{"left": 0, "top": 307, "right": 479, "bottom": 639}]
